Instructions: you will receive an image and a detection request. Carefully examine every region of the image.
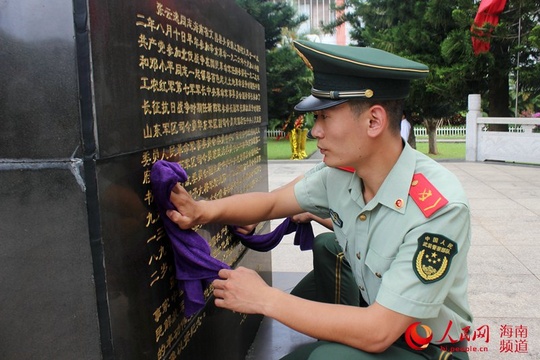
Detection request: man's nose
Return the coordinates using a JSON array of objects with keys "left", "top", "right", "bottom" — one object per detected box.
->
[{"left": 310, "top": 122, "right": 323, "bottom": 139}]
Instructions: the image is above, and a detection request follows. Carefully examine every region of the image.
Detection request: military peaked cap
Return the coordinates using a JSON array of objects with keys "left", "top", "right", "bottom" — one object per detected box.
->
[{"left": 293, "top": 40, "right": 429, "bottom": 112}]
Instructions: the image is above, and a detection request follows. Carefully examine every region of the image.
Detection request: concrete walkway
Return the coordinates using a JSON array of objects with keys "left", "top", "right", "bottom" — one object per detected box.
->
[{"left": 247, "top": 156, "right": 540, "bottom": 359}]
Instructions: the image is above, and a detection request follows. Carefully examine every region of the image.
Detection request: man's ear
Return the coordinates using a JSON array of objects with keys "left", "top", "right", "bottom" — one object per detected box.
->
[{"left": 366, "top": 105, "right": 387, "bottom": 138}]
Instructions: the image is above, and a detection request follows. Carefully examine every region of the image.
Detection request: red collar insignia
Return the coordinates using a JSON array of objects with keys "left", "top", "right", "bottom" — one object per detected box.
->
[
  {"left": 337, "top": 166, "right": 355, "bottom": 173},
  {"left": 409, "top": 173, "right": 448, "bottom": 218}
]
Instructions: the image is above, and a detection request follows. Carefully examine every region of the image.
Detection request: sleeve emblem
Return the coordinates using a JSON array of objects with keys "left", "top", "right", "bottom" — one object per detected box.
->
[
  {"left": 413, "top": 233, "right": 458, "bottom": 284},
  {"left": 329, "top": 209, "right": 343, "bottom": 228}
]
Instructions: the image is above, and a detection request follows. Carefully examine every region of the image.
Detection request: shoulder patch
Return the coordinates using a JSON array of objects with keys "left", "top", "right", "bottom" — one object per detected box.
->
[
  {"left": 409, "top": 173, "right": 448, "bottom": 218},
  {"left": 413, "top": 233, "right": 458, "bottom": 284}
]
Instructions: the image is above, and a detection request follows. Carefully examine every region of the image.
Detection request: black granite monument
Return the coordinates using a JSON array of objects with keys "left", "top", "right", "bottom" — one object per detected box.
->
[{"left": 0, "top": 0, "right": 270, "bottom": 359}]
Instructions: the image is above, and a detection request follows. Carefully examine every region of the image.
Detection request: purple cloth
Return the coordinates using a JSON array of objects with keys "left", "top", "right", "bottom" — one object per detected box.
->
[
  {"left": 150, "top": 160, "right": 230, "bottom": 317},
  {"left": 231, "top": 217, "right": 314, "bottom": 252}
]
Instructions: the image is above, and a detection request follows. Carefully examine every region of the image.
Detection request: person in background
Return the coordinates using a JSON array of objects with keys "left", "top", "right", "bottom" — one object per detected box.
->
[
  {"left": 167, "top": 40, "right": 473, "bottom": 360},
  {"left": 401, "top": 110, "right": 412, "bottom": 143}
]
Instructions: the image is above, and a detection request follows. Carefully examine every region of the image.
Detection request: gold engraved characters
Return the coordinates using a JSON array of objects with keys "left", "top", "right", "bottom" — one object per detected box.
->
[
  {"left": 137, "top": 1, "right": 265, "bottom": 357},
  {"left": 136, "top": 4, "right": 262, "bottom": 141},
  {"left": 142, "top": 131, "right": 263, "bottom": 359}
]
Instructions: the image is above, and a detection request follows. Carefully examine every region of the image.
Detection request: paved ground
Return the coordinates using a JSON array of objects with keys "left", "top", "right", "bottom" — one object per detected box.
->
[{"left": 247, "top": 154, "right": 540, "bottom": 359}]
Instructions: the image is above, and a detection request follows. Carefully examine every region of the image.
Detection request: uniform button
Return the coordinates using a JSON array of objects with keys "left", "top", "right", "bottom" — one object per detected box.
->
[
  {"left": 359, "top": 214, "right": 367, "bottom": 221},
  {"left": 356, "top": 252, "right": 361, "bottom": 260},
  {"left": 375, "top": 272, "right": 382, "bottom": 278},
  {"left": 395, "top": 198, "right": 404, "bottom": 209}
]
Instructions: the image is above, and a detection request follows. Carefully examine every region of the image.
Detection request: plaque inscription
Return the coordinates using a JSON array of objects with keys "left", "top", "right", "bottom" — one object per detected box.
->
[{"left": 94, "top": 1, "right": 269, "bottom": 359}]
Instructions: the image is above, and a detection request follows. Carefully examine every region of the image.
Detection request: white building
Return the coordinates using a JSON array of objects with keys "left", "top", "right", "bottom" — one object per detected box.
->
[{"left": 272, "top": 0, "right": 350, "bottom": 45}]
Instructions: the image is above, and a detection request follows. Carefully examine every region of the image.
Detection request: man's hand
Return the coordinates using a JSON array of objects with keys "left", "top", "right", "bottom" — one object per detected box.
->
[
  {"left": 212, "top": 267, "right": 275, "bottom": 315},
  {"left": 233, "top": 223, "right": 258, "bottom": 235},
  {"left": 290, "top": 212, "right": 314, "bottom": 223},
  {"left": 291, "top": 212, "right": 334, "bottom": 230},
  {"left": 166, "top": 183, "right": 205, "bottom": 229}
]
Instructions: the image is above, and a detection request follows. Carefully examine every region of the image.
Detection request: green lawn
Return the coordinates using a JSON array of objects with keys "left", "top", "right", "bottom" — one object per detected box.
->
[
  {"left": 415, "top": 141, "right": 465, "bottom": 160},
  {"left": 266, "top": 138, "right": 319, "bottom": 160},
  {"left": 267, "top": 138, "right": 465, "bottom": 160}
]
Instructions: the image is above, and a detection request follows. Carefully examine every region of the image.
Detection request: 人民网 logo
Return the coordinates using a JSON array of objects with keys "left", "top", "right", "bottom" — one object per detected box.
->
[{"left": 405, "top": 322, "right": 433, "bottom": 350}]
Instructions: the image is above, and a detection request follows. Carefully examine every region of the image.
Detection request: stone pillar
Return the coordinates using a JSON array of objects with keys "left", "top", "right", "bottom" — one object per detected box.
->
[{"left": 466, "top": 94, "right": 482, "bottom": 162}]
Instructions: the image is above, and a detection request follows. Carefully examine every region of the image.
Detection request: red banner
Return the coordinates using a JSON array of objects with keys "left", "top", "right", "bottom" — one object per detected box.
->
[{"left": 471, "top": 0, "right": 507, "bottom": 55}]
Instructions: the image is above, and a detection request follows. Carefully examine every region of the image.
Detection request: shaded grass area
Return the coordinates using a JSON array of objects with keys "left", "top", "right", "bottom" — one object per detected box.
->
[{"left": 267, "top": 138, "right": 465, "bottom": 160}]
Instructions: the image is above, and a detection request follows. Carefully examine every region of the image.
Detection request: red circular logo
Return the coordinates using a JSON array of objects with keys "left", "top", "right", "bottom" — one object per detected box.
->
[{"left": 404, "top": 322, "right": 433, "bottom": 350}]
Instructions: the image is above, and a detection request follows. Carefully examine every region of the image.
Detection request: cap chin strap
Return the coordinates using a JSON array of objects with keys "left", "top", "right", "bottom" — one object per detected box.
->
[{"left": 311, "top": 88, "right": 374, "bottom": 99}]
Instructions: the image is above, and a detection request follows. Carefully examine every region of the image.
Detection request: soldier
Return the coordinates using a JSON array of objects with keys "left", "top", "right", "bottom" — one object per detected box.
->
[{"left": 167, "top": 40, "right": 472, "bottom": 360}]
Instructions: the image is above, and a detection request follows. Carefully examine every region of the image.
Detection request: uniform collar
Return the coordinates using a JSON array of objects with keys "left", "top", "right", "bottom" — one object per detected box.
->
[{"left": 349, "top": 142, "right": 415, "bottom": 213}]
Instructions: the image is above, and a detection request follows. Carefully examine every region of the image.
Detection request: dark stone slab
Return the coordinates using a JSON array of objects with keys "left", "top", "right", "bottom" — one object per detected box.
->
[
  {"left": 0, "top": 0, "right": 81, "bottom": 159},
  {"left": 93, "top": 136, "right": 269, "bottom": 359},
  {"left": 0, "top": 0, "right": 270, "bottom": 359},
  {"left": 0, "top": 165, "right": 101, "bottom": 359}
]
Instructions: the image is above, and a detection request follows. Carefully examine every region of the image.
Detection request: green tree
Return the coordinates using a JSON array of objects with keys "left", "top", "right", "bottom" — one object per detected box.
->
[
  {"left": 266, "top": 42, "right": 313, "bottom": 130},
  {"left": 235, "top": 0, "right": 306, "bottom": 50},
  {"left": 236, "top": 0, "right": 311, "bottom": 130},
  {"left": 498, "top": 1, "right": 540, "bottom": 116},
  {"left": 472, "top": 0, "right": 540, "bottom": 130}
]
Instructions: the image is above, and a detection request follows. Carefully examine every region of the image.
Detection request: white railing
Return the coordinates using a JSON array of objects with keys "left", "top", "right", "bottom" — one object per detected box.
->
[
  {"left": 466, "top": 94, "right": 540, "bottom": 164},
  {"left": 266, "top": 129, "right": 288, "bottom": 138},
  {"left": 266, "top": 127, "right": 466, "bottom": 139},
  {"left": 413, "top": 127, "right": 466, "bottom": 137}
]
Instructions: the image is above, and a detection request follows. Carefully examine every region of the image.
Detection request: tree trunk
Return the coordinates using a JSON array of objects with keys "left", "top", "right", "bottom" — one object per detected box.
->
[
  {"left": 408, "top": 129, "right": 417, "bottom": 149},
  {"left": 487, "top": 38, "right": 511, "bottom": 131},
  {"left": 424, "top": 118, "right": 438, "bottom": 155}
]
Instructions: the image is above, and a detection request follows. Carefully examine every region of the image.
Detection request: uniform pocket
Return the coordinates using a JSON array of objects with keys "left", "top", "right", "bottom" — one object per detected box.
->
[{"left": 364, "top": 249, "right": 395, "bottom": 289}]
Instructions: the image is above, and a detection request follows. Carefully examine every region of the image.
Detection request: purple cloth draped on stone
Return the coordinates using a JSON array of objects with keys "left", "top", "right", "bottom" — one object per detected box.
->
[
  {"left": 150, "top": 160, "right": 230, "bottom": 317},
  {"left": 230, "top": 218, "right": 314, "bottom": 252},
  {"left": 150, "top": 160, "right": 315, "bottom": 315}
]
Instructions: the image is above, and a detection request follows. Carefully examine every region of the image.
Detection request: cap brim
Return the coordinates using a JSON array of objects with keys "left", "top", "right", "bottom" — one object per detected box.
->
[{"left": 294, "top": 95, "right": 348, "bottom": 112}]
